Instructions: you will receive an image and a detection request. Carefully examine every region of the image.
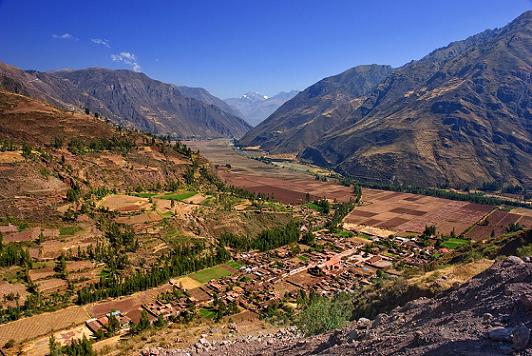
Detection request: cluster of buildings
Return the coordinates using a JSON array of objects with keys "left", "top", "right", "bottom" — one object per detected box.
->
[{"left": 84, "top": 223, "right": 442, "bottom": 336}]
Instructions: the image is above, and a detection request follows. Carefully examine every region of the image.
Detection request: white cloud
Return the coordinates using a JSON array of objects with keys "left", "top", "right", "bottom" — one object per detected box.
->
[
  {"left": 91, "top": 38, "right": 111, "bottom": 48},
  {"left": 111, "top": 51, "right": 141, "bottom": 72},
  {"left": 52, "top": 33, "right": 76, "bottom": 40}
]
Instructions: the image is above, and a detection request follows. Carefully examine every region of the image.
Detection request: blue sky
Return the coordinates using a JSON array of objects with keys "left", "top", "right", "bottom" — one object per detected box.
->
[{"left": 0, "top": 0, "right": 530, "bottom": 98}]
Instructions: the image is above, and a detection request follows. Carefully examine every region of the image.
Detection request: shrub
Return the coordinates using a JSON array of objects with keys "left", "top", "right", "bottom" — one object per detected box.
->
[{"left": 296, "top": 293, "right": 353, "bottom": 336}]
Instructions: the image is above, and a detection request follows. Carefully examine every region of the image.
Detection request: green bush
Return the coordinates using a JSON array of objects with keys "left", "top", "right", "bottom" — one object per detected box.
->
[{"left": 296, "top": 293, "right": 353, "bottom": 336}]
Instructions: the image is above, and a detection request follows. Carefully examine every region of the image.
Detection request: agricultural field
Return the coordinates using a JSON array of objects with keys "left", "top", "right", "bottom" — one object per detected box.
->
[
  {"left": 343, "top": 188, "right": 496, "bottom": 236},
  {"left": 440, "top": 238, "right": 470, "bottom": 249},
  {"left": 0, "top": 282, "right": 28, "bottom": 307},
  {"left": 0, "top": 306, "right": 90, "bottom": 346},
  {"left": 185, "top": 139, "right": 356, "bottom": 204},
  {"left": 189, "top": 262, "right": 238, "bottom": 284},
  {"left": 465, "top": 209, "right": 532, "bottom": 241}
]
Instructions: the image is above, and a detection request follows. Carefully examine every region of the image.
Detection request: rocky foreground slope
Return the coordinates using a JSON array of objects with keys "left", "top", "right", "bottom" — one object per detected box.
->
[{"left": 151, "top": 256, "right": 531, "bottom": 355}]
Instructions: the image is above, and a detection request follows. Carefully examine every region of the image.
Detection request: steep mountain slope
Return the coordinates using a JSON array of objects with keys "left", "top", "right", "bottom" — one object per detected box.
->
[
  {"left": 225, "top": 90, "right": 299, "bottom": 126},
  {"left": 0, "top": 89, "right": 195, "bottom": 219},
  {"left": 176, "top": 85, "right": 242, "bottom": 118},
  {"left": 239, "top": 65, "right": 392, "bottom": 151},
  {"left": 301, "top": 11, "right": 532, "bottom": 189},
  {"left": 0, "top": 62, "right": 251, "bottom": 138}
]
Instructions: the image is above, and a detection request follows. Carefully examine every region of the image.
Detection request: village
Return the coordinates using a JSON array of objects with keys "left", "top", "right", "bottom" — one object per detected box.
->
[{"left": 81, "top": 217, "right": 442, "bottom": 339}]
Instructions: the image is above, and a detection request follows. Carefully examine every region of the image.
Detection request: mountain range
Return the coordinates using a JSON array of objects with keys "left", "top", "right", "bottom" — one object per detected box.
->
[
  {"left": 0, "top": 62, "right": 251, "bottom": 139},
  {"left": 225, "top": 90, "right": 298, "bottom": 126},
  {"left": 240, "top": 11, "right": 532, "bottom": 190}
]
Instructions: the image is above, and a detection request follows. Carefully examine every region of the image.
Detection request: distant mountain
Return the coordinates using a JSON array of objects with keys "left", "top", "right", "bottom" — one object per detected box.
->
[
  {"left": 239, "top": 65, "right": 392, "bottom": 151},
  {"left": 241, "top": 11, "right": 532, "bottom": 190},
  {"left": 0, "top": 62, "right": 251, "bottom": 139},
  {"left": 225, "top": 90, "right": 298, "bottom": 126},
  {"left": 175, "top": 85, "right": 242, "bottom": 118}
]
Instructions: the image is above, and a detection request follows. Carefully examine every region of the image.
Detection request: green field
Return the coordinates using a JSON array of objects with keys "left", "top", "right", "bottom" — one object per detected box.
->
[
  {"left": 199, "top": 307, "right": 217, "bottom": 319},
  {"left": 130, "top": 191, "right": 196, "bottom": 201},
  {"left": 189, "top": 264, "right": 232, "bottom": 283},
  {"left": 307, "top": 202, "right": 326, "bottom": 213},
  {"left": 226, "top": 260, "right": 242, "bottom": 270},
  {"left": 157, "top": 191, "right": 197, "bottom": 201},
  {"left": 334, "top": 230, "right": 354, "bottom": 238},
  {"left": 131, "top": 192, "right": 158, "bottom": 198},
  {"left": 440, "top": 238, "right": 469, "bottom": 249},
  {"left": 59, "top": 225, "right": 81, "bottom": 236}
]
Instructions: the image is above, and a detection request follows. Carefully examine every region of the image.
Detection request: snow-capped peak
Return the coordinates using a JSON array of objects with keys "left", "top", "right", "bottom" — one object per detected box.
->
[{"left": 241, "top": 91, "right": 268, "bottom": 101}]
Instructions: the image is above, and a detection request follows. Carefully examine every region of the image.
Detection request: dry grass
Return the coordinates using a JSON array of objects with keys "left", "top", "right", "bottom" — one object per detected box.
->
[{"left": 408, "top": 259, "right": 494, "bottom": 291}]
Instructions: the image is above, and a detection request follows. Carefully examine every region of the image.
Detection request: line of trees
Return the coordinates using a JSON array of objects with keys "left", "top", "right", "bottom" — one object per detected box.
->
[
  {"left": 220, "top": 220, "right": 301, "bottom": 252},
  {"left": 49, "top": 334, "right": 94, "bottom": 356},
  {"left": 326, "top": 201, "right": 355, "bottom": 230},
  {"left": 67, "top": 135, "right": 135, "bottom": 155},
  {"left": 355, "top": 180, "right": 529, "bottom": 208},
  {"left": 76, "top": 245, "right": 230, "bottom": 304}
]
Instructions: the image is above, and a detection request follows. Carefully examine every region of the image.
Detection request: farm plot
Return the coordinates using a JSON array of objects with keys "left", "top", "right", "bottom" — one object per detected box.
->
[
  {"left": 156, "top": 191, "right": 197, "bottom": 201},
  {"left": 0, "top": 306, "right": 90, "bottom": 345},
  {"left": 36, "top": 278, "right": 68, "bottom": 295},
  {"left": 85, "top": 283, "right": 173, "bottom": 322},
  {"left": 173, "top": 276, "right": 203, "bottom": 290},
  {"left": 3, "top": 227, "right": 41, "bottom": 243},
  {"left": 28, "top": 268, "right": 55, "bottom": 282},
  {"left": 189, "top": 264, "right": 233, "bottom": 283},
  {"left": 217, "top": 170, "right": 355, "bottom": 204},
  {"left": 39, "top": 233, "right": 99, "bottom": 260},
  {"left": 0, "top": 151, "right": 23, "bottom": 163},
  {"left": 286, "top": 271, "right": 322, "bottom": 289},
  {"left": 185, "top": 139, "right": 356, "bottom": 205},
  {"left": 344, "top": 188, "right": 494, "bottom": 235},
  {"left": 440, "top": 238, "right": 470, "bottom": 249},
  {"left": 97, "top": 194, "right": 151, "bottom": 212},
  {"left": 115, "top": 211, "right": 163, "bottom": 226},
  {"left": 0, "top": 282, "right": 28, "bottom": 307},
  {"left": 465, "top": 209, "right": 527, "bottom": 241}
]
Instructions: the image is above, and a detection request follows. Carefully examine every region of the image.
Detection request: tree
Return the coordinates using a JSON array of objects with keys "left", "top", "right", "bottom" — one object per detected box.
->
[
  {"left": 106, "top": 313, "right": 121, "bottom": 334},
  {"left": 21, "top": 143, "right": 32, "bottom": 159},
  {"left": 154, "top": 314, "right": 166, "bottom": 328},
  {"left": 4, "top": 339, "right": 15, "bottom": 349},
  {"left": 506, "top": 222, "right": 523, "bottom": 233},
  {"left": 66, "top": 186, "right": 81, "bottom": 202},
  {"left": 353, "top": 183, "right": 362, "bottom": 203},
  {"left": 301, "top": 231, "right": 315, "bottom": 245},
  {"left": 422, "top": 225, "right": 437, "bottom": 238},
  {"left": 296, "top": 293, "right": 353, "bottom": 336},
  {"left": 184, "top": 166, "right": 195, "bottom": 185},
  {"left": 61, "top": 335, "right": 94, "bottom": 355},
  {"left": 48, "top": 335, "right": 60, "bottom": 356},
  {"left": 131, "top": 309, "right": 151, "bottom": 334},
  {"left": 54, "top": 254, "right": 67, "bottom": 278},
  {"left": 51, "top": 137, "right": 63, "bottom": 149}
]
